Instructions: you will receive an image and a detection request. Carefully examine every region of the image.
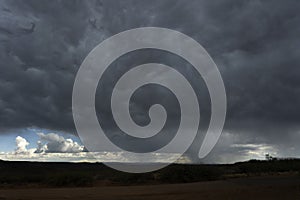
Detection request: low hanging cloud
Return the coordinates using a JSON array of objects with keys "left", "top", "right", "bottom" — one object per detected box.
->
[
  {"left": 0, "top": 132, "right": 191, "bottom": 163},
  {"left": 200, "top": 132, "right": 279, "bottom": 164},
  {"left": 35, "top": 133, "right": 84, "bottom": 153}
]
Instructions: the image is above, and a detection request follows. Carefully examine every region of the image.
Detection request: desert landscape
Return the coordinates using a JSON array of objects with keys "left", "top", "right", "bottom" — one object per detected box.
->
[
  {"left": 1, "top": 175, "right": 300, "bottom": 200},
  {"left": 0, "top": 159, "right": 300, "bottom": 199}
]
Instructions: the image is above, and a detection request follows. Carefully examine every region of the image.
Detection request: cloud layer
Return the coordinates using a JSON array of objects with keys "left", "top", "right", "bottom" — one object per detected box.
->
[
  {"left": 0, "top": 133, "right": 191, "bottom": 164},
  {"left": 0, "top": 0, "right": 300, "bottom": 162}
]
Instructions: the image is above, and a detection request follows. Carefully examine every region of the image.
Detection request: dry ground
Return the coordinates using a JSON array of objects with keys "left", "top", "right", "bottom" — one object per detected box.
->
[{"left": 0, "top": 175, "right": 300, "bottom": 200}]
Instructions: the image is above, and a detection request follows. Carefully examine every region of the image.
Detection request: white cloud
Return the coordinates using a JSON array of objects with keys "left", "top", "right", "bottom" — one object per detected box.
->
[
  {"left": 0, "top": 151, "right": 191, "bottom": 163},
  {"left": 15, "top": 136, "right": 29, "bottom": 153},
  {"left": 14, "top": 136, "right": 36, "bottom": 156},
  {"left": 35, "top": 133, "right": 84, "bottom": 153},
  {"left": 0, "top": 133, "right": 191, "bottom": 164}
]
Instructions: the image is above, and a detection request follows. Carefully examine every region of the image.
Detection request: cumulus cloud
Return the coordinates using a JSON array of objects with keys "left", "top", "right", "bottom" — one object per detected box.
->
[
  {"left": 12, "top": 133, "right": 84, "bottom": 155},
  {"left": 14, "top": 135, "right": 36, "bottom": 156},
  {"left": 35, "top": 133, "right": 84, "bottom": 153},
  {"left": 15, "top": 136, "right": 29, "bottom": 154},
  {"left": 0, "top": 133, "right": 191, "bottom": 163}
]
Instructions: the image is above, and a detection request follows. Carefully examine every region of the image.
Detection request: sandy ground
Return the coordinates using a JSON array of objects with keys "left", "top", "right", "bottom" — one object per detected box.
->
[{"left": 0, "top": 175, "right": 300, "bottom": 200}]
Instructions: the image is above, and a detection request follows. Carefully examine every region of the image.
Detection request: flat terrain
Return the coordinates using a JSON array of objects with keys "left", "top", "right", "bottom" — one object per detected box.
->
[{"left": 0, "top": 175, "right": 300, "bottom": 200}]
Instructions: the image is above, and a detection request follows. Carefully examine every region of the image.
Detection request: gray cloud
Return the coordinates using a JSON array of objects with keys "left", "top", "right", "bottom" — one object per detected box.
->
[{"left": 0, "top": 0, "right": 300, "bottom": 162}]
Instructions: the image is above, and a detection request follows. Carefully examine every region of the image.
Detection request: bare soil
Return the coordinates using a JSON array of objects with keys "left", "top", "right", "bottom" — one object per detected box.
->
[{"left": 0, "top": 175, "right": 299, "bottom": 200}]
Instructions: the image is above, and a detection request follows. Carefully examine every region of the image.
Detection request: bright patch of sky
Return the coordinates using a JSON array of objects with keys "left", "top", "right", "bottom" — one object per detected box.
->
[
  {"left": 0, "top": 128, "right": 82, "bottom": 152},
  {"left": 0, "top": 128, "right": 191, "bottom": 164}
]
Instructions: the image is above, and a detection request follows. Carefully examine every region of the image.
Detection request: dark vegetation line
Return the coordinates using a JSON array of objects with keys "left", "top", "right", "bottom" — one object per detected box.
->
[{"left": 0, "top": 159, "right": 300, "bottom": 187}]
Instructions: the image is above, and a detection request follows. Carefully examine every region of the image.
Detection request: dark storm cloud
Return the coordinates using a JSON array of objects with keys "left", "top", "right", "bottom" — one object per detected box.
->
[
  {"left": 0, "top": 0, "right": 108, "bottom": 131},
  {"left": 0, "top": 0, "right": 300, "bottom": 161}
]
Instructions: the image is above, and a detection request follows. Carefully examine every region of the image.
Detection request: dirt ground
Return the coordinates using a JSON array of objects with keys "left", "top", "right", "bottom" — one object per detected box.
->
[{"left": 0, "top": 175, "right": 300, "bottom": 200}]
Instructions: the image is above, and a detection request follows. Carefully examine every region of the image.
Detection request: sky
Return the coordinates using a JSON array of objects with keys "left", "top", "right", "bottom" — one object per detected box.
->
[{"left": 0, "top": 0, "right": 300, "bottom": 164}]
